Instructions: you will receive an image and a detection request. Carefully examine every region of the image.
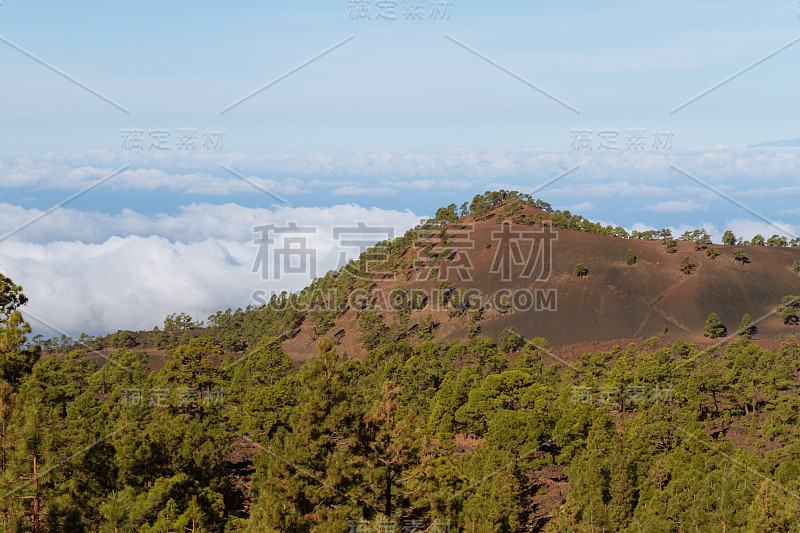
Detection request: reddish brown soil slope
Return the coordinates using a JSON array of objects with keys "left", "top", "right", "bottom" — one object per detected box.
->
[{"left": 283, "top": 210, "right": 800, "bottom": 361}]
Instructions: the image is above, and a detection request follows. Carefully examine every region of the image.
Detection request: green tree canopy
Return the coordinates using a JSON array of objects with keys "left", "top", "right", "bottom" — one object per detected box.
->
[
  {"left": 704, "top": 313, "right": 727, "bottom": 339},
  {"left": 722, "top": 230, "right": 737, "bottom": 246},
  {"left": 0, "top": 274, "right": 38, "bottom": 386}
]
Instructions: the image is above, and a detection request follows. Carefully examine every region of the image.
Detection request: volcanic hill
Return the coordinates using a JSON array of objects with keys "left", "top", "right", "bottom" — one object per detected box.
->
[{"left": 280, "top": 194, "right": 800, "bottom": 362}]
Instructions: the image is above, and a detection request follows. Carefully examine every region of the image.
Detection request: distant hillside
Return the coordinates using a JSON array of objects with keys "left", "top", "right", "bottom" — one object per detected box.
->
[
  {"left": 279, "top": 191, "right": 800, "bottom": 362},
  {"left": 65, "top": 190, "right": 800, "bottom": 366}
]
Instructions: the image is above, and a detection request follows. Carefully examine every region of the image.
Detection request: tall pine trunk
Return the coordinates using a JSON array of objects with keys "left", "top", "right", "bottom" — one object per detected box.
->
[{"left": 33, "top": 450, "right": 39, "bottom": 533}]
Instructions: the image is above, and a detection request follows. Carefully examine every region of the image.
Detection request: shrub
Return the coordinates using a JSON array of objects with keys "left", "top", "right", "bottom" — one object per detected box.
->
[
  {"left": 109, "top": 330, "right": 137, "bottom": 348},
  {"left": 738, "top": 313, "right": 757, "bottom": 338},
  {"left": 497, "top": 296, "right": 511, "bottom": 314},
  {"left": 498, "top": 327, "right": 524, "bottom": 354},
  {"left": 644, "top": 336, "right": 660, "bottom": 348},
  {"left": 418, "top": 314, "right": 437, "bottom": 340},
  {"left": 778, "top": 296, "right": 800, "bottom": 325},
  {"left": 704, "top": 313, "right": 727, "bottom": 339},
  {"left": 679, "top": 255, "right": 693, "bottom": 274}
]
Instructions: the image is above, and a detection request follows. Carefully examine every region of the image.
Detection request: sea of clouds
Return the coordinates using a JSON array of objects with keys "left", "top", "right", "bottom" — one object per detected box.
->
[{"left": 1, "top": 146, "right": 798, "bottom": 337}]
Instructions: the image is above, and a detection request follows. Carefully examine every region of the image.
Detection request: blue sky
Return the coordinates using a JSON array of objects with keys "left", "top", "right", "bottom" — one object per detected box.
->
[
  {"left": 1, "top": 0, "right": 799, "bottom": 336},
  {"left": 1, "top": 1, "right": 799, "bottom": 152}
]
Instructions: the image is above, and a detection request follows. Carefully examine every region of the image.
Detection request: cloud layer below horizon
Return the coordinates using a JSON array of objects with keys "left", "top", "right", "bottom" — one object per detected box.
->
[
  {"left": 0, "top": 203, "right": 422, "bottom": 336},
  {"left": 1, "top": 146, "right": 798, "bottom": 337}
]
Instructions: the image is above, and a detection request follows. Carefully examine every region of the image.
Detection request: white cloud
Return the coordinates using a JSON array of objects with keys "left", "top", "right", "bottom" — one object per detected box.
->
[
  {"left": 643, "top": 200, "right": 706, "bottom": 213},
  {"left": 549, "top": 181, "right": 671, "bottom": 199},
  {"left": 388, "top": 179, "right": 437, "bottom": 191},
  {"left": 330, "top": 186, "right": 397, "bottom": 196},
  {"left": 5, "top": 236, "right": 253, "bottom": 336},
  {"left": 437, "top": 179, "right": 475, "bottom": 191},
  {"left": 569, "top": 201, "right": 595, "bottom": 211},
  {"left": 0, "top": 202, "right": 426, "bottom": 245},
  {"left": 743, "top": 186, "right": 800, "bottom": 199},
  {"left": 628, "top": 222, "right": 658, "bottom": 233},
  {"left": 725, "top": 218, "right": 797, "bottom": 241},
  {"left": 0, "top": 203, "right": 423, "bottom": 336},
  {"left": 4, "top": 147, "right": 800, "bottom": 197}
]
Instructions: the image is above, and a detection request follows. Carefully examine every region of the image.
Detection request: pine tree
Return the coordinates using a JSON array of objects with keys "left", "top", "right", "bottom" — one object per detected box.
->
[
  {"left": 746, "top": 479, "right": 797, "bottom": 532},
  {"left": 732, "top": 248, "right": 748, "bottom": 266},
  {"left": 738, "top": 313, "right": 757, "bottom": 338},
  {"left": 496, "top": 296, "right": 511, "bottom": 314},
  {"left": 0, "top": 382, "right": 12, "bottom": 473},
  {"left": 359, "top": 308, "right": 389, "bottom": 350},
  {"left": 460, "top": 446, "right": 524, "bottom": 532},
  {"left": 358, "top": 381, "right": 431, "bottom": 519},
  {"left": 552, "top": 414, "right": 635, "bottom": 531},
  {"left": 704, "top": 313, "right": 727, "bottom": 338},
  {"left": 4, "top": 402, "right": 56, "bottom": 533},
  {"left": 99, "top": 490, "right": 133, "bottom": 533},
  {"left": 0, "top": 382, "right": 15, "bottom": 530},
  {"left": 229, "top": 336, "right": 292, "bottom": 390},
  {"left": 778, "top": 296, "right": 800, "bottom": 325},
  {"left": 498, "top": 327, "right": 524, "bottom": 354},
  {"left": 626, "top": 249, "right": 636, "bottom": 265},
  {"left": 606, "top": 352, "right": 634, "bottom": 412},
  {"left": 637, "top": 462, "right": 753, "bottom": 531},
  {"left": 247, "top": 345, "right": 363, "bottom": 531},
  {"left": 0, "top": 274, "right": 38, "bottom": 386},
  {"left": 679, "top": 255, "right": 693, "bottom": 274},
  {"left": 722, "top": 230, "right": 737, "bottom": 245},
  {"left": 157, "top": 338, "right": 222, "bottom": 417}
]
